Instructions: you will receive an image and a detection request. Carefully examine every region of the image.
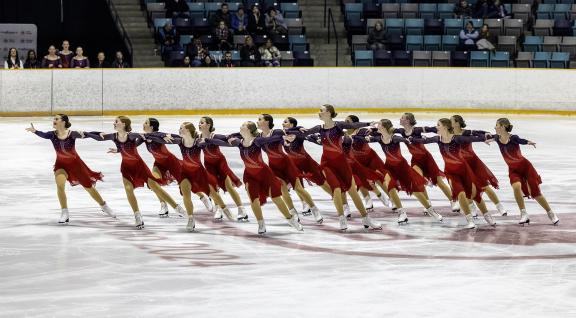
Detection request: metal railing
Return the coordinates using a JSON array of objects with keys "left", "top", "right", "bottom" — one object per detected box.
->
[
  {"left": 327, "top": 8, "right": 339, "bottom": 66},
  {"left": 106, "top": 0, "right": 134, "bottom": 67}
]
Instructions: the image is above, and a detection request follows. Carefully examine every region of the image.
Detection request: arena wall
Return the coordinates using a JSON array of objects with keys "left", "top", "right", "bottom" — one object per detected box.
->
[{"left": 1, "top": 68, "right": 575, "bottom": 116}]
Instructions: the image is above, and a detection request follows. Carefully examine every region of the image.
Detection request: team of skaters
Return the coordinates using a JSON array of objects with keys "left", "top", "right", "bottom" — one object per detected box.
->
[{"left": 26, "top": 105, "right": 560, "bottom": 234}]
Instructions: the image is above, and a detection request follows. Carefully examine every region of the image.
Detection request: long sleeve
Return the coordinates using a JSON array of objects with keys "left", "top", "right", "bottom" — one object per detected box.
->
[
  {"left": 336, "top": 121, "right": 371, "bottom": 130},
  {"left": 70, "top": 131, "right": 85, "bottom": 139},
  {"left": 34, "top": 130, "right": 54, "bottom": 139},
  {"left": 300, "top": 125, "right": 322, "bottom": 136},
  {"left": 453, "top": 134, "right": 486, "bottom": 144},
  {"left": 462, "top": 129, "right": 489, "bottom": 137},
  {"left": 85, "top": 132, "right": 115, "bottom": 141},
  {"left": 410, "top": 135, "right": 439, "bottom": 144},
  {"left": 306, "top": 134, "right": 323, "bottom": 145},
  {"left": 254, "top": 134, "right": 284, "bottom": 147},
  {"left": 511, "top": 135, "right": 529, "bottom": 145},
  {"left": 204, "top": 137, "right": 235, "bottom": 147},
  {"left": 144, "top": 132, "right": 182, "bottom": 145},
  {"left": 422, "top": 126, "right": 437, "bottom": 133},
  {"left": 392, "top": 135, "right": 410, "bottom": 144}
]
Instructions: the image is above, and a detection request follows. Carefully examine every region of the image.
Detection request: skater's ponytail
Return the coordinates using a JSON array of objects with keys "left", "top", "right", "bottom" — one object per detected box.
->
[
  {"left": 261, "top": 113, "right": 274, "bottom": 129},
  {"left": 202, "top": 116, "right": 215, "bottom": 132},
  {"left": 183, "top": 122, "right": 198, "bottom": 138},
  {"left": 497, "top": 118, "right": 513, "bottom": 132},
  {"left": 246, "top": 121, "right": 258, "bottom": 137},
  {"left": 451, "top": 115, "right": 466, "bottom": 128},
  {"left": 438, "top": 118, "right": 454, "bottom": 133},
  {"left": 379, "top": 119, "right": 394, "bottom": 134},
  {"left": 148, "top": 118, "right": 160, "bottom": 132},
  {"left": 403, "top": 112, "right": 417, "bottom": 126},
  {"left": 117, "top": 116, "right": 132, "bottom": 132},
  {"left": 57, "top": 114, "right": 71, "bottom": 128}
]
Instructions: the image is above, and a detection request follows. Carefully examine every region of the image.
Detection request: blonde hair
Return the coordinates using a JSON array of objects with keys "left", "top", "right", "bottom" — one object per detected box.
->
[
  {"left": 183, "top": 122, "right": 198, "bottom": 138},
  {"left": 117, "top": 116, "right": 132, "bottom": 132},
  {"left": 379, "top": 119, "right": 394, "bottom": 134}
]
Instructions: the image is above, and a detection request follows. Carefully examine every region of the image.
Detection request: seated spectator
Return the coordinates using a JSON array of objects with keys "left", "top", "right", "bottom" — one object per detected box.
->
[
  {"left": 24, "top": 49, "right": 40, "bottom": 69},
  {"left": 71, "top": 46, "right": 90, "bottom": 68},
  {"left": 476, "top": 24, "right": 496, "bottom": 51},
  {"left": 202, "top": 55, "right": 218, "bottom": 67},
  {"left": 42, "top": 45, "right": 63, "bottom": 68},
  {"left": 459, "top": 21, "right": 479, "bottom": 51},
  {"left": 59, "top": 40, "right": 74, "bottom": 68},
  {"left": 453, "top": 0, "right": 472, "bottom": 19},
  {"left": 112, "top": 51, "right": 130, "bottom": 68},
  {"left": 494, "top": 0, "right": 510, "bottom": 19},
  {"left": 221, "top": 51, "right": 239, "bottom": 67},
  {"left": 240, "top": 35, "right": 261, "bottom": 66},
  {"left": 186, "top": 38, "right": 207, "bottom": 67},
  {"left": 214, "top": 20, "right": 233, "bottom": 50},
  {"left": 265, "top": 8, "right": 287, "bottom": 35},
  {"left": 474, "top": 0, "right": 499, "bottom": 19},
  {"left": 94, "top": 52, "right": 110, "bottom": 68},
  {"left": 210, "top": 3, "right": 232, "bottom": 28},
  {"left": 159, "top": 22, "right": 179, "bottom": 56},
  {"left": 178, "top": 56, "right": 193, "bottom": 67},
  {"left": 259, "top": 38, "right": 281, "bottom": 67},
  {"left": 248, "top": 5, "right": 266, "bottom": 35},
  {"left": 232, "top": 7, "right": 249, "bottom": 35},
  {"left": 368, "top": 21, "right": 387, "bottom": 50},
  {"left": 4, "top": 48, "right": 23, "bottom": 69},
  {"left": 165, "top": 0, "right": 190, "bottom": 18}
]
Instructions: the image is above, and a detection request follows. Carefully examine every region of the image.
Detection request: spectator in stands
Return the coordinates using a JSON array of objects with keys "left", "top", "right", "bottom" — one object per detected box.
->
[
  {"left": 232, "top": 7, "right": 249, "bottom": 35},
  {"left": 24, "top": 50, "right": 40, "bottom": 69},
  {"left": 179, "top": 56, "right": 193, "bottom": 67},
  {"left": 165, "top": 0, "right": 190, "bottom": 18},
  {"left": 59, "top": 40, "right": 74, "bottom": 68},
  {"left": 265, "top": 8, "right": 287, "bottom": 35},
  {"left": 94, "top": 52, "right": 110, "bottom": 68},
  {"left": 187, "top": 38, "right": 207, "bottom": 67},
  {"left": 42, "top": 45, "right": 63, "bottom": 68},
  {"left": 474, "top": 0, "right": 499, "bottom": 19},
  {"left": 221, "top": 51, "right": 238, "bottom": 67},
  {"left": 453, "top": 0, "right": 472, "bottom": 19},
  {"left": 211, "top": 3, "right": 232, "bottom": 28},
  {"left": 493, "top": 0, "right": 510, "bottom": 19},
  {"left": 476, "top": 24, "right": 496, "bottom": 51},
  {"left": 240, "top": 35, "right": 261, "bottom": 66},
  {"left": 4, "top": 48, "right": 23, "bottom": 69},
  {"left": 259, "top": 38, "right": 281, "bottom": 67},
  {"left": 459, "top": 21, "right": 479, "bottom": 51},
  {"left": 160, "top": 22, "right": 180, "bottom": 56},
  {"left": 70, "top": 46, "right": 90, "bottom": 68},
  {"left": 202, "top": 55, "right": 218, "bottom": 67},
  {"left": 248, "top": 5, "right": 266, "bottom": 35},
  {"left": 112, "top": 51, "right": 130, "bottom": 68},
  {"left": 214, "top": 20, "right": 233, "bottom": 50},
  {"left": 367, "top": 21, "right": 387, "bottom": 50}
]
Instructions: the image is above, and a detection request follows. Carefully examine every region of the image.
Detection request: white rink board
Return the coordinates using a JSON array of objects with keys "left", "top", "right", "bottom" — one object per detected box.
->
[{"left": 1, "top": 68, "right": 576, "bottom": 114}]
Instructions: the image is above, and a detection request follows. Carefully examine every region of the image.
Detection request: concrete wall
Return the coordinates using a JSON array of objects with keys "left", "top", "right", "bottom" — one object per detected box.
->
[{"left": 1, "top": 68, "right": 575, "bottom": 116}]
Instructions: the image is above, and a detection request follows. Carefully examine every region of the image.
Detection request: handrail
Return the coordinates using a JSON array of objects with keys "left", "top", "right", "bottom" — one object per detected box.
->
[
  {"left": 106, "top": 0, "right": 134, "bottom": 67},
  {"left": 327, "top": 8, "right": 339, "bottom": 66},
  {"left": 323, "top": 0, "right": 327, "bottom": 28}
]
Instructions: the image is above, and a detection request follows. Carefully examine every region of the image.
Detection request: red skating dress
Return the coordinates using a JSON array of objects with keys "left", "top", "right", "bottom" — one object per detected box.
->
[
  {"left": 394, "top": 127, "right": 445, "bottom": 185},
  {"left": 283, "top": 127, "right": 326, "bottom": 186},
  {"left": 206, "top": 136, "right": 283, "bottom": 205},
  {"left": 259, "top": 129, "right": 302, "bottom": 188},
  {"left": 34, "top": 130, "right": 103, "bottom": 187},
  {"left": 494, "top": 135, "right": 542, "bottom": 198},
  {"left": 368, "top": 134, "right": 427, "bottom": 195},
  {"left": 144, "top": 133, "right": 182, "bottom": 185},
  {"left": 341, "top": 135, "right": 389, "bottom": 191},
  {"left": 90, "top": 132, "right": 159, "bottom": 188},
  {"left": 349, "top": 128, "right": 389, "bottom": 183},
  {"left": 200, "top": 133, "right": 242, "bottom": 191},
  {"left": 303, "top": 121, "right": 371, "bottom": 192},
  {"left": 457, "top": 129, "right": 499, "bottom": 189},
  {"left": 413, "top": 135, "right": 485, "bottom": 202}
]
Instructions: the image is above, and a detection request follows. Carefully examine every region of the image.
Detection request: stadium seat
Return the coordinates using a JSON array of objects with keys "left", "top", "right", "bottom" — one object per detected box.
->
[
  {"left": 406, "top": 35, "right": 423, "bottom": 51},
  {"left": 490, "top": 51, "right": 510, "bottom": 67},
  {"left": 523, "top": 36, "right": 543, "bottom": 52},
  {"left": 497, "top": 36, "right": 517, "bottom": 54},
  {"left": 381, "top": 3, "right": 400, "bottom": 18},
  {"left": 470, "top": 51, "right": 490, "bottom": 67},
  {"left": 412, "top": 50, "right": 431, "bottom": 66},
  {"left": 437, "top": 3, "right": 455, "bottom": 19},
  {"left": 419, "top": 3, "right": 437, "bottom": 19},
  {"left": 543, "top": 36, "right": 562, "bottom": 52},
  {"left": 374, "top": 49, "right": 393, "bottom": 66},
  {"left": 400, "top": 3, "right": 418, "bottom": 18},
  {"left": 432, "top": 51, "right": 451, "bottom": 66},
  {"left": 405, "top": 19, "right": 424, "bottom": 35},
  {"left": 533, "top": 52, "right": 551, "bottom": 68},
  {"left": 550, "top": 52, "right": 570, "bottom": 68},
  {"left": 533, "top": 20, "right": 554, "bottom": 36},
  {"left": 354, "top": 50, "right": 374, "bottom": 66},
  {"left": 515, "top": 52, "right": 533, "bottom": 68},
  {"left": 423, "top": 35, "right": 441, "bottom": 51},
  {"left": 441, "top": 35, "right": 459, "bottom": 51},
  {"left": 385, "top": 18, "right": 404, "bottom": 36},
  {"left": 560, "top": 36, "right": 576, "bottom": 59},
  {"left": 444, "top": 19, "right": 464, "bottom": 36}
]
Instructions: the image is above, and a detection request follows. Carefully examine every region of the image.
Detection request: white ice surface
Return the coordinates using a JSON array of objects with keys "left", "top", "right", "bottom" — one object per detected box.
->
[{"left": 1, "top": 114, "right": 575, "bottom": 318}]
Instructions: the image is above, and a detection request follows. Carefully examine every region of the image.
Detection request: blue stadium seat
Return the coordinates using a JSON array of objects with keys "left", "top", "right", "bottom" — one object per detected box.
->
[
  {"left": 385, "top": 18, "right": 404, "bottom": 35},
  {"left": 554, "top": 4, "right": 571, "bottom": 20},
  {"left": 444, "top": 19, "right": 464, "bottom": 36},
  {"left": 404, "top": 19, "right": 424, "bottom": 35},
  {"left": 419, "top": 3, "right": 437, "bottom": 19},
  {"left": 441, "top": 35, "right": 459, "bottom": 51},
  {"left": 354, "top": 50, "right": 374, "bottom": 66},
  {"left": 533, "top": 52, "right": 552, "bottom": 68},
  {"left": 470, "top": 50, "right": 490, "bottom": 67},
  {"left": 537, "top": 4, "right": 554, "bottom": 19},
  {"left": 423, "top": 35, "right": 441, "bottom": 51},
  {"left": 437, "top": 3, "right": 455, "bottom": 19},
  {"left": 289, "top": 35, "right": 308, "bottom": 52},
  {"left": 550, "top": 51, "right": 570, "bottom": 68},
  {"left": 188, "top": 2, "right": 205, "bottom": 19},
  {"left": 490, "top": 51, "right": 510, "bottom": 67},
  {"left": 345, "top": 3, "right": 363, "bottom": 21},
  {"left": 523, "top": 36, "right": 543, "bottom": 52},
  {"left": 406, "top": 35, "right": 423, "bottom": 51}
]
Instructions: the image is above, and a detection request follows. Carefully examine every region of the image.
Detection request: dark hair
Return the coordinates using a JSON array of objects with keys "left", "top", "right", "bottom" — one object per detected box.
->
[
  {"left": 497, "top": 118, "right": 513, "bottom": 132},
  {"left": 403, "top": 112, "right": 417, "bottom": 125},
  {"left": 183, "top": 122, "right": 198, "bottom": 138},
  {"left": 379, "top": 119, "right": 394, "bottom": 134},
  {"left": 466, "top": 21, "right": 474, "bottom": 29},
  {"left": 261, "top": 113, "right": 274, "bottom": 129},
  {"left": 324, "top": 104, "right": 337, "bottom": 118},
  {"left": 286, "top": 117, "right": 297, "bottom": 127},
  {"left": 6, "top": 48, "right": 19, "bottom": 68},
  {"left": 221, "top": 3, "right": 228, "bottom": 8},
  {"left": 246, "top": 121, "right": 258, "bottom": 136},
  {"left": 117, "top": 116, "right": 132, "bottom": 132},
  {"left": 438, "top": 118, "right": 454, "bottom": 133},
  {"left": 452, "top": 115, "right": 466, "bottom": 128},
  {"left": 148, "top": 118, "right": 160, "bottom": 132},
  {"left": 346, "top": 115, "right": 359, "bottom": 123},
  {"left": 27, "top": 49, "right": 36, "bottom": 59},
  {"left": 202, "top": 116, "right": 215, "bottom": 132},
  {"left": 57, "top": 113, "right": 71, "bottom": 128}
]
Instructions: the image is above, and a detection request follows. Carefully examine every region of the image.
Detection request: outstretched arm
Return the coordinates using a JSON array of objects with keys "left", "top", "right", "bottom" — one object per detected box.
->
[
  {"left": 144, "top": 132, "right": 182, "bottom": 144},
  {"left": 26, "top": 123, "right": 53, "bottom": 139},
  {"left": 512, "top": 135, "right": 536, "bottom": 148},
  {"left": 203, "top": 137, "right": 237, "bottom": 147},
  {"left": 299, "top": 125, "right": 322, "bottom": 136},
  {"left": 336, "top": 121, "right": 372, "bottom": 130},
  {"left": 85, "top": 131, "right": 115, "bottom": 141},
  {"left": 409, "top": 135, "right": 439, "bottom": 144},
  {"left": 453, "top": 134, "right": 486, "bottom": 144},
  {"left": 392, "top": 135, "right": 410, "bottom": 144}
]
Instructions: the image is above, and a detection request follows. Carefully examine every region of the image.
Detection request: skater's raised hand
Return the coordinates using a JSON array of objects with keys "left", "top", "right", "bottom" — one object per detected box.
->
[
  {"left": 527, "top": 141, "right": 536, "bottom": 148},
  {"left": 163, "top": 134, "right": 174, "bottom": 143},
  {"left": 283, "top": 134, "right": 296, "bottom": 143},
  {"left": 25, "top": 123, "right": 36, "bottom": 133},
  {"left": 107, "top": 148, "right": 118, "bottom": 154}
]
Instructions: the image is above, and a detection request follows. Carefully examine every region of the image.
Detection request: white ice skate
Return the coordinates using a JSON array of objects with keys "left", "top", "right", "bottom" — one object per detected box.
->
[
  {"left": 301, "top": 202, "right": 312, "bottom": 216},
  {"left": 175, "top": 205, "right": 186, "bottom": 218},
  {"left": 364, "top": 195, "right": 374, "bottom": 212},
  {"left": 101, "top": 203, "right": 116, "bottom": 218},
  {"left": 397, "top": 208, "right": 408, "bottom": 224},
  {"left": 362, "top": 216, "right": 382, "bottom": 230},
  {"left": 186, "top": 216, "right": 195, "bottom": 232},
  {"left": 213, "top": 208, "right": 223, "bottom": 222},
  {"left": 158, "top": 202, "right": 169, "bottom": 218},
  {"left": 257, "top": 219, "right": 266, "bottom": 235},
  {"left": 451, "top": 201, "right": 461, "bottom": 213},
  {"left": 288, "top": 215, "right": 303, "bottom": 231},
  {"left": 201, "top": 196, "right": 214, "bottom": 213},
  {"left": 221, "top": 207, "right": 235, "bottom": 221},
  {"left": 483, "top": 212, "right": 496, "bottom": 227},
  {"left": 546, "top": 210, "right": 559, "bottom": 225},
  {"left": 311, "top": 206, "right": 323, "bottom": 224},
  {"left": 289, "top": 208, "right": 300, "bottom": 222},
  {"left": 237, "top": 206, "right": 249, "bottom": 222},
  {"left": 134, "top": 211, "right": 144, "bottom": 230},
  {"left": 470, "top": 202, "right": 478, "bottom": 219},
  {"left": 343, "top": 204, "right": 352, "bottom": 219},
  {"left": 58, "top": 208, "right": 69, "bottom": 224},
  {"left": 519, "top": 209, "right": 530, "bottom": 225},
  {"left": 339, "top": 215, "right": 348, "bottom": 231},
  {"left": 464, "top": 214, "right": 477, "bottom": 229},
  {"left": 496, "top": 203, "right": 510, "bottom": 216},
  {"left": 376, "top": 193, "right": 392, "bottom": 208},
  {"left": 426, "top": 206, "right": 443, "bottom": 222}
]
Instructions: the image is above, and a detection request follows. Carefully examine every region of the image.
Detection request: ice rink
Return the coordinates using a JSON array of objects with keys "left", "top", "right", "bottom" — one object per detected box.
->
[{"left": 1, "top": 113, "right": 575, "bottom": 317}]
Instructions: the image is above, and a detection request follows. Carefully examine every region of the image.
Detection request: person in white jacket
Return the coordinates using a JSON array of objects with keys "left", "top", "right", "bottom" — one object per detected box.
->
[
  {"left": 4, "top": 48, "right": 24, "bottom": 69},
  {"left": 259, "top": 38, "right": 281, "bottom": 67},
  {"left": 459, "top": 21, "right": 479, "bottom": 51}
]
